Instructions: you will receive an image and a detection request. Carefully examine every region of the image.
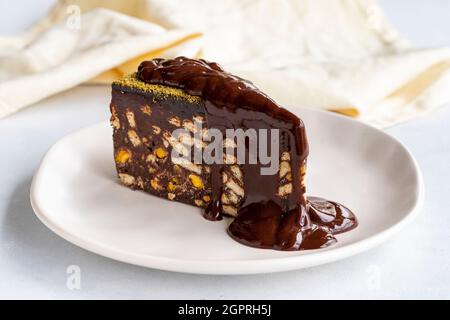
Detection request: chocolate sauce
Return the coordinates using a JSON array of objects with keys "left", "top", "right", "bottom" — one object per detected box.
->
[
  {"left": 138, "top": 57, "right": 357, "bottom": 250},
  {"left": 228, "top": 197, "right": 357, "bottom": 250}
]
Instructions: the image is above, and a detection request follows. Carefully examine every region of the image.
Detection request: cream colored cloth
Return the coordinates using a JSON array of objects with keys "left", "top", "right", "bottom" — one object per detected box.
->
[{"left": 1, "top": 0, "right": 450, "bottom": 127}]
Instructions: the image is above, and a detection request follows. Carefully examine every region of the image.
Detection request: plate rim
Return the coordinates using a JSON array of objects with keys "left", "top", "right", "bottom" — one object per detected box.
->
[{"left": 30, "top": 108, "right": 425, "bottom": 275}]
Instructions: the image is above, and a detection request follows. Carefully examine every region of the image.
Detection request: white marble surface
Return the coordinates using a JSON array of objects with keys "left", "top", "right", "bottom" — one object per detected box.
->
[{"left": 0, "top": 1, "right": 449, "bottom": 299}]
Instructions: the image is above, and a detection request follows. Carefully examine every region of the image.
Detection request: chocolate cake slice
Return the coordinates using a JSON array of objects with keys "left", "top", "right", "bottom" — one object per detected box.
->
[{"left": 109, "top": 57, "right": 357, "bottom": 250}]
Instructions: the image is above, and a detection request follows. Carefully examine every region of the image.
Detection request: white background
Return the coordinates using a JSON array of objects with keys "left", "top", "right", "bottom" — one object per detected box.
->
[{"left": 0, "top": 0, "right": 449, "bottom": 299}]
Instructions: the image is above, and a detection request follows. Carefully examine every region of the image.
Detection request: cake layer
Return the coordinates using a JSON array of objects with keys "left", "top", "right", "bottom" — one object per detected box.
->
[{"left": 111, "top": 74, "right": 306, "bottom": 217}]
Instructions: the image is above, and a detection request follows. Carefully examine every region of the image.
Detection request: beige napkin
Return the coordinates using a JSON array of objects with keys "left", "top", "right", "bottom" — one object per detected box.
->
[{"left": 1, "top": 0, "right": 450, "bottom": 127}]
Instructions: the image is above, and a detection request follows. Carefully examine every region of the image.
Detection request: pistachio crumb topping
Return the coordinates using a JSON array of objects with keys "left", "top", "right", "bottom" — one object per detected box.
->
[{"left": 113, "top": 73, "right": 202, "bottom": 104}]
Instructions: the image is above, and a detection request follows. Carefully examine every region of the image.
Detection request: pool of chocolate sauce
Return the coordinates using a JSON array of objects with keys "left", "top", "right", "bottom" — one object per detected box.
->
[{"left": 138, "top": 57, "right": 357, "bottom": 250}]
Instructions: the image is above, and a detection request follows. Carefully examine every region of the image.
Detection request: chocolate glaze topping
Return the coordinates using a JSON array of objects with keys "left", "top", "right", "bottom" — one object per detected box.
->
[{"left": 138, "top": 57, "right": 357, "bottom": 250}]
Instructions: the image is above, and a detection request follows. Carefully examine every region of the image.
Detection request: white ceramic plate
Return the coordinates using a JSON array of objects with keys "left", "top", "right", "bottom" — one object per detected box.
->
[{"left": 30, "top": 108, "right": 424, "bottom": 274}]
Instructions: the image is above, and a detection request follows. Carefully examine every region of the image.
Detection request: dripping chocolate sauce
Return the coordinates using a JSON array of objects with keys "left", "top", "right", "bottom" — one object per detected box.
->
[{"left": 138, "top": 57, "right": 357, "bottom": 250}]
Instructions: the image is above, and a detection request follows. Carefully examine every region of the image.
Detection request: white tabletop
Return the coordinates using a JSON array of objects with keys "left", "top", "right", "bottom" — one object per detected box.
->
[{"left": 0, "top": 0, "right": 449, "bottom": 299}]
